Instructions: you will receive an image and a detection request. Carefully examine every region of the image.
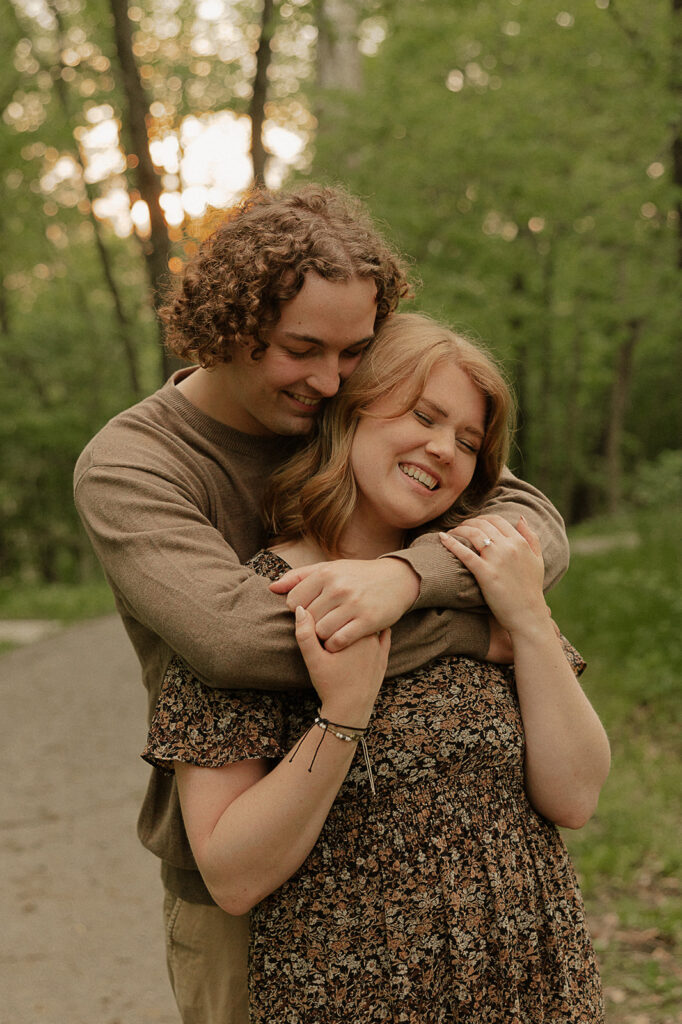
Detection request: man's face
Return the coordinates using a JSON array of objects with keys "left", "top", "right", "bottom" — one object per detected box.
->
[{"left": 216, "top": 273, "right": 378, "bottom": 436}]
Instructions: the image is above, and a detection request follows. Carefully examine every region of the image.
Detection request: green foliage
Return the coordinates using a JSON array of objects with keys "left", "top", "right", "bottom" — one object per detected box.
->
[
  {"left": 0, "top": 228, "right": 157, "bottom": 581},
  {"left": 2, "top": 0, "right": 679, "bottom": 587},
  {"left": 631, "top": 449, "right": 682, "bottom": 509},
  {"left": 308, "top": 0, "right": 681, "bottom": 522},
  {"left": 1, "top": 0, "right": 164, "bottom": 581},
  {"left": 549, "top": 505, "right": 682, "bottom": 722},
  {"left": 547, "top": 505, "right": 682, "bottom": 1019}
]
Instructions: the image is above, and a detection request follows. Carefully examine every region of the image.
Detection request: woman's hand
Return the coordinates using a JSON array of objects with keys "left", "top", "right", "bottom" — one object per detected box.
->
[
  {"left": 295, "top": 605, "right": 391, "bottom": 726},
  {"left": 442, "top": 514, "right": 611, "bottom": 828},
  {"left": 439, "top": 514, "right": 550, "bottom": 639}
]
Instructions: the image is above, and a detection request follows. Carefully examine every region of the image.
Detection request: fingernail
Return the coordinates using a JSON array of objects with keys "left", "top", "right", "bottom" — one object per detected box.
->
[{"left": 295, "top": 605, "right": 305, "bottom": 622}]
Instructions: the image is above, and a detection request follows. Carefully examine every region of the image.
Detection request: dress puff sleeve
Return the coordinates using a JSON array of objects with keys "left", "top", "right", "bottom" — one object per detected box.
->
[
  {"left": 142, "top": 654, "right": 290, "bottom": 774},
  {"left": 560, "top": 635, "right": 587, "bottom": 677}
]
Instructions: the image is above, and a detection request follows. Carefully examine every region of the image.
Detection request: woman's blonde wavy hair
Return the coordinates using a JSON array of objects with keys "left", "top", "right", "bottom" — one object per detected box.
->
[{"left": 264, "top": 313, "right": 514, "bottom": 556}]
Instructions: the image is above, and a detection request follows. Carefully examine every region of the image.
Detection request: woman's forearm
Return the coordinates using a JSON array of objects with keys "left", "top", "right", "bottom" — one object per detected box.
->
[
  {"left": 177, "top": 704, "right": 372, "bottom": 915},
  {"left": 180, "top": 612, "right": 389, "bottom": 916},
  {"left": 511, "top": 621, "right": 610, "bottom": 828}
]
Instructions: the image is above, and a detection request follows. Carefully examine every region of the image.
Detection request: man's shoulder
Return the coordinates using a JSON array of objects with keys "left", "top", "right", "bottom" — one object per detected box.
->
[{"left": 74, "top": 383, "right": 186, "bottom": 480}]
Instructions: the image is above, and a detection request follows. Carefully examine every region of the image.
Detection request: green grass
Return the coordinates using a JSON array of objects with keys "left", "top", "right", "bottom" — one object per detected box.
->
[
  {"left": 547, "top": 505, "right": 682, "bottom": 1023},
  {"left": 0, "top": 579, "right": 115, "bottom": 622}
]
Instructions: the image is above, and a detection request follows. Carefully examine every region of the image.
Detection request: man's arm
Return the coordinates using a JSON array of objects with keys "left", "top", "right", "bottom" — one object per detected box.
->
[
  {"left": 272, "top": 468, "right": 568, "bottom": 648},
  {"left": 75, "top": 461, "right": 492, "bottom": 689}
]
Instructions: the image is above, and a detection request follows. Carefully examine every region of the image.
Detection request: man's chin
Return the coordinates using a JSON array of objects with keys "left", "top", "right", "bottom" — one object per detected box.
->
[
  {"left": 281, "top": 418, "right": 317, "bottom": 436},
  {"left": 263, "top": 411, "right": 317, "bottom": 437}
]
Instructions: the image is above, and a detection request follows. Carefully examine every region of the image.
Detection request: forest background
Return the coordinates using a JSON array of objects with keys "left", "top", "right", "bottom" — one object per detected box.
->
[{"left": 1, "top": 0, "right": 680, "bottom": 1020}]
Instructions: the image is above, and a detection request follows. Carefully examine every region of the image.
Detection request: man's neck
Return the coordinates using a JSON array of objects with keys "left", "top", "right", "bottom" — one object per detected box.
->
[{"left": 175, "top": 366, "right": 238, "bottom": 428}]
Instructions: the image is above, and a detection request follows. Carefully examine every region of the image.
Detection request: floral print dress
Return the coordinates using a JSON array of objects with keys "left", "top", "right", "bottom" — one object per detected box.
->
[{"left": 143, "top": 550, "right": 603, "bottom": 1023}]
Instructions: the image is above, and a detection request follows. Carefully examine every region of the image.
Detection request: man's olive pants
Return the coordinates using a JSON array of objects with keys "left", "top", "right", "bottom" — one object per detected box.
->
[{"left": 163, "top": 888, "right": 250, "bottom": 1024}]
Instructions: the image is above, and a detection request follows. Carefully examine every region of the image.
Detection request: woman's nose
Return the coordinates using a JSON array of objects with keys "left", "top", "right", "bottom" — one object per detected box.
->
[{"left": 425, "top": 430, "right": 455, "bottom": 462}]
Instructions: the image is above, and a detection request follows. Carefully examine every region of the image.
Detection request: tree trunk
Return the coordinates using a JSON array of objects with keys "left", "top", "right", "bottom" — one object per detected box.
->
[
  {"left": 249, "top": 0, "right": 275, "bottom": 186},
  {"left": 672, "top": 0, "right": 682, "bottom": 268},
  {"left": 604, "top": 318, "right": 642, "bottom": 515},
  {"left": 316, "top": 0, "right": 363, "bottom": 92},
  {"left": 535, "top": 243, "right": 556, "bottom": 495},
  {"left": 108, "top": 0, "right": 175, "bottom": 380},
  {"left": 508, "top": 271, "right": 528, "bottom": 475},
  {"left": 559, "top": 324, "right": 583, "bottom": 523},
  {"left": 0, "top": 273, "right": 9, "bottom": 338},
  {"left": 47, "top": 0, "right": 142, "bottom": 396},
  {"left": 89, "top": 223, "right": 142, "bottom": 395}
]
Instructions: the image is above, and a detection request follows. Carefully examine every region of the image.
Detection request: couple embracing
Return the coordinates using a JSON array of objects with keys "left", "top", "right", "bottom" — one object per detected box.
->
[{"left": 75, "top": 184, "right": 609, "bottom": 1023}]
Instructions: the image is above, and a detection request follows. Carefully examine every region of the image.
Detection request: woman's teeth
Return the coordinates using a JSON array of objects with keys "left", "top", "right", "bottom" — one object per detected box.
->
[{"left": 399, "top": 464, "right": 438, "bottom": 490}]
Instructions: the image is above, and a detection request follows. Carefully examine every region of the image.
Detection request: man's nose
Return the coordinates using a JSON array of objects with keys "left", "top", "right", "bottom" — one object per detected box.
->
[{"left": 307, "top": 358, "right": 342, "bottom": 397}]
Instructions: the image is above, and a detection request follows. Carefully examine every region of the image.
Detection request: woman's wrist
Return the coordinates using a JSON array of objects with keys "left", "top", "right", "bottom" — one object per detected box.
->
[
  {"left": 319, "top": 698, "right": 375, "bottom": 731},
  {"left": 509, "top": 612, "right": 560, "bottom": 649}
]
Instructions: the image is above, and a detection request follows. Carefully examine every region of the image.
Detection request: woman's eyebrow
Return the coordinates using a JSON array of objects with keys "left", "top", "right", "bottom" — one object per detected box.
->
[
  {"left": 420, "top": 397, "right": 448, "bottom": 417},
  {"left": 421, "top": 398, "right": 485, "bottom": 437}
]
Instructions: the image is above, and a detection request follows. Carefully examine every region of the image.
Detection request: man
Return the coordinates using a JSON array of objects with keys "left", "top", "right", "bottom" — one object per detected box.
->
[{"left": 74, "top": 184, "right": 569, "bottom": 1024}]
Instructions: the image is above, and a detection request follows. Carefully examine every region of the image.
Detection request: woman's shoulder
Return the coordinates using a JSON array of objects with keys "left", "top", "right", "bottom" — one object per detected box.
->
[
  {"left": 142, "top": 653, "right": 291, "bottom": 772},
  {"left": 246, "top": 548, "right": 292, "bottom": 582}
]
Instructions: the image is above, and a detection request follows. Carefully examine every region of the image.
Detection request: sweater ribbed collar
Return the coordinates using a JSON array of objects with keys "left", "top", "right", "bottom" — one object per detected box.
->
[{"left": 160, "top": 369, "right": 300, "bottom": 459}]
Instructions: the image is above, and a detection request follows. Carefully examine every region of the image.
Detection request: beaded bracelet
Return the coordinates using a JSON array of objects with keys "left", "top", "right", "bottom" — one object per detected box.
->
[
  {"left": 314, "top": 715, "right": 366, "bottom": 743},
  {"left": 289, "top": 712, "right": 376, "bottom": 796}
]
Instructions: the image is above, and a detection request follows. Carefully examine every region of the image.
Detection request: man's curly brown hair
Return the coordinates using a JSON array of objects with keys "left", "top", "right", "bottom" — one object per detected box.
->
[{"left": 160, "top": 184, "right": 412, "bottom": 367}]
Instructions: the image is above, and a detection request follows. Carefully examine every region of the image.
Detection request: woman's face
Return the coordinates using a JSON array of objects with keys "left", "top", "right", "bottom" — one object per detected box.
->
[{"left": 349, "top": 359, "right": 487, "bottom": 537}]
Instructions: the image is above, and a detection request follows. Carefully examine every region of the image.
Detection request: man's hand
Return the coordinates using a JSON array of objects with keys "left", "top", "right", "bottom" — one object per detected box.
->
[
  {"left": 485, "top": 617, "right": 513, "bottom": 664},
  {"left": 269, "top": 557, "right": 420, "bottom": 651}
]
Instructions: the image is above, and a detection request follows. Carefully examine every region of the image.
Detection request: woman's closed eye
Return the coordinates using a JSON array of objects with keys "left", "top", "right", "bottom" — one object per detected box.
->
[{"left": 413, "top": 409, "right": 433, "bottom": 426}]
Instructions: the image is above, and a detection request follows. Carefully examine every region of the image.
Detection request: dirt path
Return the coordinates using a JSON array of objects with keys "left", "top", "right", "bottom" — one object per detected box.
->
[{"left": 1, "top": 616, "right": 179, "bottom": 1024}]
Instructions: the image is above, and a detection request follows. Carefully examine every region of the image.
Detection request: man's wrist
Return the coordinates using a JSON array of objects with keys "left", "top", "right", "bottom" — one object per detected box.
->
[{"left": 382, "top": 555, "right": 420, "bottom": 611}]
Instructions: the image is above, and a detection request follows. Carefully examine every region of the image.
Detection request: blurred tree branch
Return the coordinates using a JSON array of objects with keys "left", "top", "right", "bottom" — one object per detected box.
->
[
  {"left": 108, "top": 0, "right": 175, "bottom": 379},
  {"left": 249, "top": 0, "right": 276, "bottom": 185},
  {"left": 45, "top": 0, "right": 142, "bottom": 396},
  {"left": 605, "top": 1, "right": 657, "bottom": 72}
]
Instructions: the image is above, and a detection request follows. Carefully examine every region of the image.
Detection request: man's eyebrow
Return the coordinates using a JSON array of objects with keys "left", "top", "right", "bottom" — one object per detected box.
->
[
  {"left": 283, "top": 331, "right": 375, "bottom": 348},
  {"left": 421, "top": 398, "right": 485, "bottom": 437}
]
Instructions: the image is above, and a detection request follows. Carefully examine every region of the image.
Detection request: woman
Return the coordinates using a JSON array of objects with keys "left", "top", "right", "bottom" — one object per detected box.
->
[{"left": 143, "top": 313, "right": 610, "bottom": 1022}]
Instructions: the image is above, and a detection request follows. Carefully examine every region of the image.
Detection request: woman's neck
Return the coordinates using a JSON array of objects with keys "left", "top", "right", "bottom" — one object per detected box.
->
[
  {"left": 268, "top": 536, "right": 329, "bottom": 568},
  {"left": 337, "top": 506, "right": 405, "bottom": 560},
  {"left": 269, "top": 520, "right": 405, "bottom": 569},
  {"left": 270, "top": 527, "right": 404, "bottom": 570}
]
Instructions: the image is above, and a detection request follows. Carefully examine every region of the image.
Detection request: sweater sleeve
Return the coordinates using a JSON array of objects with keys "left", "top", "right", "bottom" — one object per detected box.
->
[
  {"left": 74, "top": 459, "right": 491, "bottom": 690},
  {"left": 384, "top": 467, "right": 570, "bottom": 612}
]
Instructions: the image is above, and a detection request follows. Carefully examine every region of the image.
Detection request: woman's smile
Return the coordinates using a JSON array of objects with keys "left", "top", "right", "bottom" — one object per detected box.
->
[{"left": 398, "top": 462, "right": 440, "bottom": 491}]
